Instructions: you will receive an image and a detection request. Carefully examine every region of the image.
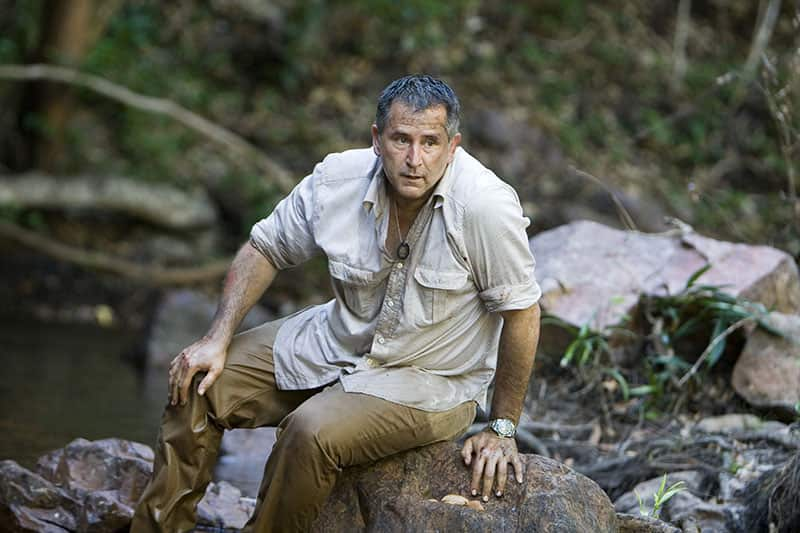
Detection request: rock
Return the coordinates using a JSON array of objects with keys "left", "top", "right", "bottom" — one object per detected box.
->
[
  {"left": 0, "top": 460, "right": 79, "bottom": 532},
  {"left": 695, "top": 413, "right": 764, "bottom": 433},
  {"left": 530, "top": 221, "right": 800, "bottom": 356},
  {"left": 314, "top": 441, "right": 618, "bottom": 532},
  {"left": 732, "top": 312, "right": 800, "bottom": 414},
  {"left": 197, "top": 481, "right": 256, "bottom": 531},
  {"left": 35, "top": 438, "right": 154, "bottom": 531},
  {"left": 147, "top": 289, "right": 273, "bottom": 367},
  {"left": 215, "top": 427, "right": 277, "bottom": 497},
  {"left": 666, "top": 491, "right": 731, "bottom": 532},
  {"left": 36, "top": 438, "right": 153, "bottom": 500},
  {"left": 37, "top": 439, "right": 153, "bottom": 532},
  {"left": 616, "top": 513, "right": 680, "bottom": 533}
]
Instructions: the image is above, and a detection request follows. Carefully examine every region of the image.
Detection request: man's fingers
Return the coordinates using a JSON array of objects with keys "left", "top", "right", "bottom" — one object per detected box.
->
[
  {"left": 178, "top": 366, "right": 196, "bottom": 406},
  {"left": 197, "top": 367, "right": 219, "bottom": 396},
  {"left": 169, "top": 364, "right": 183, "bottom": 406},
  {"left": 496, "top": 458, "right": 508, "bottom": 496},
  {"left": 482, "top": 452, "right": 498, "bottom": 502},
  {"left": 512, "top": 454, "right": 525, "bottom": 483},
  {"left": 470, "top": 450, "right": 487, "bottom": 496},
  {"left": 462, "top": 439, "right": 474, "bottom": 465}
]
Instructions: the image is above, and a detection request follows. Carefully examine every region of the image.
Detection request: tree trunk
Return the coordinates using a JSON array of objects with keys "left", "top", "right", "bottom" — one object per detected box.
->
[{"left": 19, "top": 0, "right": 120, "bottom": 172}]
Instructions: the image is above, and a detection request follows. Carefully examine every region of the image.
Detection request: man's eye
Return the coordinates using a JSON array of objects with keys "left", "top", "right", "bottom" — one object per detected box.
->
[
  {"left": 425, "top": 139, "right": 438, "bottom": 147},
  {"left": 395, "top": 137, "right": 409, "bottom": 145}
]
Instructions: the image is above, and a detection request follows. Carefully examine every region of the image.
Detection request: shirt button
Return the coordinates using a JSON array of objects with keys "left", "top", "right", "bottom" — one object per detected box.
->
[
  {"left": 366, "top": 357, "right": 379, "bottom": 368},
  {"left": 376, "top": 335, "right": 385, "bottom": 344},
  {"left": 396, "top": 262, "right": 403, "bottom": 270},
  {"left": 386, "top": 299, "right": 394, "bottom": 308}
]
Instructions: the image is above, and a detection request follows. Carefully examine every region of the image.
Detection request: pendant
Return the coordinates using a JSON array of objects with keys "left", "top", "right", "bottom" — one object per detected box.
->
[{"left": 397, "top": 242, "right": 410, "bottom": 259}]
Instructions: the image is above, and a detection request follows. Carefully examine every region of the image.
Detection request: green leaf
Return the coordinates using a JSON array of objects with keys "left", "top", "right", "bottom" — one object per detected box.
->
[
  {"left": 630, "top": 385, "right": 656, "bottom": 397},
  {"left": 604, "top": 368, "right": 630, "bottom": 400},
  {"left": 685, "top": 264, "right": 712, "bottom": 289},
  {"left": 560, "top": 339, "right": 580, "bottom": 367},
  {"left": 672, "top": 315, "right": 705, "bottom": 340},
  {"left": 705, "top": 319, "right": 727, "bottom": 368},
  {"left": 578, "top": 339, "right": 594, "bottom": 365}
]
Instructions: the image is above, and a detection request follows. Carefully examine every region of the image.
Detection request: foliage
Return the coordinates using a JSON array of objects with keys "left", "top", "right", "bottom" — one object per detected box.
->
[
  {"left": 636, "top": 474, "right": 687, "bottom": 520},
  {"left": 2, "top": 0, "right": 798, "bottom": 255},
  {"left": 641, "top": 265, "right": 780, "bottom": 392},
  {"left": 542, "top": 312, "right": 635, "bottom": 400},
  {"left": 553, "top": 265, "right": 784, "bottom": 412}
]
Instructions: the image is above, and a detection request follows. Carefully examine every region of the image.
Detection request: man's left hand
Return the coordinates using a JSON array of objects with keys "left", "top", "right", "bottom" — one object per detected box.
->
[{"left": 461, "top": 430, "right": 524, "bottom": 501}]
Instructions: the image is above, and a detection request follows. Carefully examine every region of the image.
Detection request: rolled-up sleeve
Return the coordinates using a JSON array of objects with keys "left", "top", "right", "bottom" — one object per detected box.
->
[
  {"left": 463, "top": 180, "right": 541, "bottom": 313},
  {"left": 250, "top": 172, "right": 321, "bottom": 269}
]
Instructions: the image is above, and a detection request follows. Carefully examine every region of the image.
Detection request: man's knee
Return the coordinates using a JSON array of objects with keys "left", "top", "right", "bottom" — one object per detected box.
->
[{"left": 277, "top": 408, "right": 344, "bottom": 467}]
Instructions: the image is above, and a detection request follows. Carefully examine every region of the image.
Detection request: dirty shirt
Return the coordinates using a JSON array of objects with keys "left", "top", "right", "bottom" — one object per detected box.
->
[{"left": 250, "top": 147, "right": 540, "bottom": 412}]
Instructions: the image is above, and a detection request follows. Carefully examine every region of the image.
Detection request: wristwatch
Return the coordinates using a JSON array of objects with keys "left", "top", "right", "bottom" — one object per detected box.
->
[{"left": 488, "top": 418, "right": 516, "bottom": 438}]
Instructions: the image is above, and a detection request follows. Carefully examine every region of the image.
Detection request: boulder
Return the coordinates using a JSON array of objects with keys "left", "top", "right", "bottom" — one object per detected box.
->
[
  {"left": 313, "top": 441, "right": 618, "bottom": 532},
  {"left": 147, "top": 289, "right": 273, "bottom": 367},
  {"left": 0, "top": 460, "right": 79, "bottom": 532},
  {"left": 732, "top": 312, "right": 800, "bottom": 415},
  {"left": 4, "top": 437, "right": 619, "bottom": 531},
  {"left": 35, "top": 438, "right": 154, "bottom": 531},
  {"left": 530, "top": 221, "right": 800, "bottom": 355}
]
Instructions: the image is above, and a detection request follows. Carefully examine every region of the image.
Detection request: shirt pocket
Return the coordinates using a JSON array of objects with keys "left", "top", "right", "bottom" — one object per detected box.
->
[
  {"left": 329, "top": 260, "right": 386, "bottom": 318},
  {"left": 412, "top": 266, "right": 471, "bottom": 326}
]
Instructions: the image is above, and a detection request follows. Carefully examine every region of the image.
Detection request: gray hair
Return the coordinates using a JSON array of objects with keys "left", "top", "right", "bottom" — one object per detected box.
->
[{"left": 375, "top": 75, "right": 460, "bottom": 139}]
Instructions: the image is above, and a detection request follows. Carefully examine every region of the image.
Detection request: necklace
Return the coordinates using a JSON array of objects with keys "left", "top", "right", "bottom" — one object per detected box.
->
[{"left": 393, "top": 199, "right": 410, "bottom": 260}]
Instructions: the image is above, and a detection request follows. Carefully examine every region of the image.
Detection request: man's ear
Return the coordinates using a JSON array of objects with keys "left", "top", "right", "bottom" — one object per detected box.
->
[
  {"left": 447, "top": 132, "right": 462, "bottom": 162},
  {"left": 371, "top": 124, "right": 381, "bottom": 156}
]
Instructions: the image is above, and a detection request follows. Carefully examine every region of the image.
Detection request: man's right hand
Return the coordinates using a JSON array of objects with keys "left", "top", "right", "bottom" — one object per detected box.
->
[{"left": 168, "top": 336, "right": 228, "bottom": 406}]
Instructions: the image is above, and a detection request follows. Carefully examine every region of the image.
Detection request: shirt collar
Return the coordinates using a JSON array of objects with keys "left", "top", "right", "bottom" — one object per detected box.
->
[
  {"left": 362, "top": 160, "right": 387, "bottom": 219},
  {"left": 361, "top": 146, "right": 461, "bottom": 216}
]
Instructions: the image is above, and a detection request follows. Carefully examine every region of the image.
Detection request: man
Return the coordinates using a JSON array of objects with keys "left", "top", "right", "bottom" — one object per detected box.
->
[{"left": 132, "top": 74, "right": 541, "bottom": 532}]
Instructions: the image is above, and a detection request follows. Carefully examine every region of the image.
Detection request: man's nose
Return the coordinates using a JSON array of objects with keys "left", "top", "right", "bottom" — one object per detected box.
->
[{"left": 406, "top": 143, "right": 422, "bottom": 168}]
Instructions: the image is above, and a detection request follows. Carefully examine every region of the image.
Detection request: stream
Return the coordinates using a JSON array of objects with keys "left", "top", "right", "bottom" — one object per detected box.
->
[{"left": 0, "top": 319, "right": 166, "bottom": 468}]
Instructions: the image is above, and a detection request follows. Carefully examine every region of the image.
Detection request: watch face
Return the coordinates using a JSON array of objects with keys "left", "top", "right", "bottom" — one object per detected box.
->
[{"left": 491, "top": 419, "right": 515, "bottom": 437}]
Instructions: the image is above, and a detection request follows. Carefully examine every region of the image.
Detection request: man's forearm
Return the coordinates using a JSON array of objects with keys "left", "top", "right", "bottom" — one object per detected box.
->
[
  {"left": 490, "top": 303, "right": 541, "bottom": 423},
  {"left": 206, "top": 241, "right": 279, "bottom": 345}
]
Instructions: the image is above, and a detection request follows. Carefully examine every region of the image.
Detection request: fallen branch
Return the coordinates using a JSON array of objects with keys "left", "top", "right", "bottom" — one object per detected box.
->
[
  {"left": 677, "top": 316, "right": 755, "bottom": 386},
  {"left": 0, "top": 173, "right": 217, "bottom": 230},
  {"left": 0, "top": 220, "right": 230, "bottom": 285},
  {"left": 0, "top": 63, "right": 295, "bottom": 193}
]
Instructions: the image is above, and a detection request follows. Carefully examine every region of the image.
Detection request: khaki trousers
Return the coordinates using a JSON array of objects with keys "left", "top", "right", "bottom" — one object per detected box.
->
[{"left": 131, "top": 319, "right": 476, "bottom": 533}]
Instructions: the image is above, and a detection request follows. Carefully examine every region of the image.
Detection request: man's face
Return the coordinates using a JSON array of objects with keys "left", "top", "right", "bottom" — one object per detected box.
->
[{"left": 372, "top": 102, "right": 461, "bottom": 207}]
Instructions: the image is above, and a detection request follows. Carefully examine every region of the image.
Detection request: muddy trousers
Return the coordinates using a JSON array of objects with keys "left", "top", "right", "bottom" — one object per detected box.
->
[{"left": 130, "top": 320, "right": 476, "bottom": 533}]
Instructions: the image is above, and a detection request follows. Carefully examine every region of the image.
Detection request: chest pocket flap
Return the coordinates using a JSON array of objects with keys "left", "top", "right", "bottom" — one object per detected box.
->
[
  {"left": 329, "top": 260, "right": 386, "bottom": 317},
  {"left": 412, "top": 267, "right": 471, "bottom": 326},
  {"left": 329, "top": 260, "right": 381, "bottom": 285},
  {"left": 413, "top": 267, "right": 469, "bottom": 290}
]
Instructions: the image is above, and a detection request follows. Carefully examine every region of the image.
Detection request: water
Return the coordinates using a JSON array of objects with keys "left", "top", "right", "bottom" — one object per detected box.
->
[{"left": 0, "top": 319, "right": 167, "bottom": 468}]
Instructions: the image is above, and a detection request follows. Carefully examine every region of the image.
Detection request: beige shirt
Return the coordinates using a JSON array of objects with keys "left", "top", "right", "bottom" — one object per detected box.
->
[{"left": 250, "top": 147, "right": 540, "bottom": 412}]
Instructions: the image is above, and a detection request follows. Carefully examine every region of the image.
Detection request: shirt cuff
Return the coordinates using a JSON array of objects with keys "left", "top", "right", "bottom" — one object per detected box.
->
[
  {"left": 479, "top": 280, "right": 541, "bottom": 313},
  {"left": 249, "top": 221, "right": 291, "bottom": 270}
]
